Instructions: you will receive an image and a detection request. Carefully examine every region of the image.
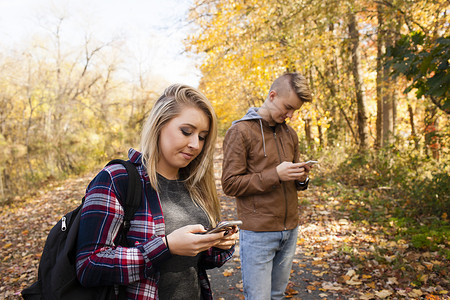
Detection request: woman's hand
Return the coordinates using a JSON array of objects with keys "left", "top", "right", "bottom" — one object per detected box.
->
[
  {"left": 214, "top": 226, "right": 239, "bottom": 250},
  {"left": 165, "top": 224, "right": 226, "bottom": 256}
]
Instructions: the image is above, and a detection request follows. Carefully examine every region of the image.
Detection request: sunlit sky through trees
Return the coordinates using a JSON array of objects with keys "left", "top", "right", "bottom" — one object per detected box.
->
[{"left": 0, "top": 0, "right": 200, "bottom": 87}]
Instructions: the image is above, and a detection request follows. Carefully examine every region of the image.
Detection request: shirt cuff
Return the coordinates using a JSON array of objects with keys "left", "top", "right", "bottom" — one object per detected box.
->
[
  {"left": 137, "top": 236, "right": 171, "bottom": 277},
  {"left": 295, "top": 176, "right": 309, "bottom": 190}
]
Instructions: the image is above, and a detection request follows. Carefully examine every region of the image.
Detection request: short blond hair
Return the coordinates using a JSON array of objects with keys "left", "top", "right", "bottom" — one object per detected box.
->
[{"left": 270, "top": 73, "right": 312, "bottom": 103}]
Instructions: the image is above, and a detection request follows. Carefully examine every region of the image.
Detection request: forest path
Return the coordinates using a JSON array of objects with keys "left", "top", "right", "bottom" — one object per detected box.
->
[
  {"left": 209, "top": 142, "right": 448, "bottom": 300},
  {"left": 0, "top": 142, "right": 447, "bottom": 299}
]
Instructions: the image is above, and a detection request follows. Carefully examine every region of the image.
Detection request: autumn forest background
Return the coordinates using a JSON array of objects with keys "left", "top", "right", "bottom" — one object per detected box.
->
[{"left": 0, "top": 0, "right": 449, "bottom": 298}]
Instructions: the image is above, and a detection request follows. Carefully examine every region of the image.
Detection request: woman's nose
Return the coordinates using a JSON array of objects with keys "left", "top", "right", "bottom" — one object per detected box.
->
[{"left": 188, "top": 135, "right": 200, "bottom": 149}]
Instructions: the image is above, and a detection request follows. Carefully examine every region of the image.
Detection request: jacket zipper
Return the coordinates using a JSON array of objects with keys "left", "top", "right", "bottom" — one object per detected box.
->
[{"left": 273, "top": 130, "right": 288, "bottom": 230}]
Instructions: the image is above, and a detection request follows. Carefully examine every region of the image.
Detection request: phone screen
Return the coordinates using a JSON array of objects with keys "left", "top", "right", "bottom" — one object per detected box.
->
[
  {"left": 204, "top": 220, "right": 242, "bottom": 234},
  {"left": 305, "top": 160, "right": 318, "bottom": 166}
]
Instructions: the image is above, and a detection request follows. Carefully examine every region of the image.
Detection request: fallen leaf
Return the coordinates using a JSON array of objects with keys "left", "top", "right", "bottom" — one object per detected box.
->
[
  {"left": 285, "top": 287, "right": 299, "bottom": 295},
  {"left": 346, "top": 276, "right": 362, "bottom": 285},
  {"left": 324, "top": 244, "right": 333, "bottom": 251},
  {"left": 423, "top": 262, "right": 434, "bottom": 271},
  {"left": 366, "top": 282, "right": 376, "bottom": 289},
  {"left": 375, "top": 290, "right": 392, "bottom": 298},
  {"left": 408, "top": 289, "right": 423, "bottom": 298},
  {"left": 338, "top": 219, "right": 349, "bottom": 225},
  {"left": 360, "top": 293, "right": 374, "bottom": 300},
  {"left": 3, "top": 243, "right": 13, "bottom": 249},
  {"left": 321, "top": 282, "right": 343, "bottom": 291},
  {"left": 222, "top": 268, "right": 233, "bottom": 277},
  {"left": 386, "top": 277, "right": 398, "bottom": 285}
]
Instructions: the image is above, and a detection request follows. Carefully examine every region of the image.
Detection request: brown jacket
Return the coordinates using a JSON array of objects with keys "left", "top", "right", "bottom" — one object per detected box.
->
[{"left": 221, "top": 108, "right": 307, "bottom": 231}]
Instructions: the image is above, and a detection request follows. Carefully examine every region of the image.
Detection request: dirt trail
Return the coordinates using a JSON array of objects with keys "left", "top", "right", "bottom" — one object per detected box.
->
[
  {"left": 209, "top": 143, "right": 449, "bottom": 299},
  {"left": 1, "top": 144, "right": 448, "bottom": 299}
]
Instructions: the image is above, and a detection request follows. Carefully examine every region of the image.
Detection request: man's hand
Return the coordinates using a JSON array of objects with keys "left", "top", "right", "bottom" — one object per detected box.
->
[
  {"left": 214, "top": 226, "right": 239, "bottom": 250},
  {"left": 276, "top": 161, "right": 311, "bottom": 182}
]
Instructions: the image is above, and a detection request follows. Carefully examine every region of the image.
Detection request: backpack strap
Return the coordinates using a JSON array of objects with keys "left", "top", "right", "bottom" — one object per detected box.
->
[
  {"left": 106, "top": 159, "right": 142, "bottom": 245},
  {"left": 105, "top": 159, "right": 143, "bottom": 300}
]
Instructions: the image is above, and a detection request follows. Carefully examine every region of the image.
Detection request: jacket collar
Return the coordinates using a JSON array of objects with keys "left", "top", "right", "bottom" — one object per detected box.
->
[
  {"left": 232, "top": 107, "right": 262, "bottom": 125},
  {"left": 128, "top": 148, "right": 143, "bottom": 164},
  {"left": 233, "top": 107, "right": 286, "bottom": 128}
]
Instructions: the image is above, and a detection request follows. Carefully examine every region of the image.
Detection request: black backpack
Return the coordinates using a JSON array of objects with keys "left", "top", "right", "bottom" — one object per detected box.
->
[{"left": 21, "top": 159, "right": 142, "bottom": 300}]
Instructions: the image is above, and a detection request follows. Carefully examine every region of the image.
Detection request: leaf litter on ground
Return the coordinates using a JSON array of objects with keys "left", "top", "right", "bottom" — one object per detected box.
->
[{"left": 0, "top": 148, "right": 449, "bottom": 299}]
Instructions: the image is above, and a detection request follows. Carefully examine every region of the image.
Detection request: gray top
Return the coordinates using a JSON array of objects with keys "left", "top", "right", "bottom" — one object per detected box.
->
[{"left": 157, "top": 174, "right": 210, "bottom": 300}]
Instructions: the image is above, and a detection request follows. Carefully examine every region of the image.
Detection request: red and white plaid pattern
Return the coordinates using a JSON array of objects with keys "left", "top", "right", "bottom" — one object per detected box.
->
[{"left": 76, "top": 149, "right": 234, "bottom": 299}]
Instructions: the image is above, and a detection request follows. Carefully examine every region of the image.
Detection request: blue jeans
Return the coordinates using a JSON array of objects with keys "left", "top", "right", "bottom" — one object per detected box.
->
[{"left": 240, "top": 228, "right": 298, "bottom": 300}]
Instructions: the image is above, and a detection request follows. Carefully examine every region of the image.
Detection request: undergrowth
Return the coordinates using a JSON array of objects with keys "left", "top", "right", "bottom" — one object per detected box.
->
[{"left": 307, "top": 144, "right": 449, "bottom": 253}]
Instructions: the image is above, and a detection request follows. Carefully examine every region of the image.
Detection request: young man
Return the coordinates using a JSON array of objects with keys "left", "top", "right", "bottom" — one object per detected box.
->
[{"left": 221, "top": 73, "right": 313, "bottom": 300}]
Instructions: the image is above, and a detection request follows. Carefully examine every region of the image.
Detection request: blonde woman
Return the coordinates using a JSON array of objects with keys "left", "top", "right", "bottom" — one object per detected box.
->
[{"left": 76, "top": 84, "right": 238, "bottom": 299}]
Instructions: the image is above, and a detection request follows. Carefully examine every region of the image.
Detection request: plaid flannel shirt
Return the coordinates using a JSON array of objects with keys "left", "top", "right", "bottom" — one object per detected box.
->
[{"left": 76, "top": 149, "right": 234, "bottom": 299}]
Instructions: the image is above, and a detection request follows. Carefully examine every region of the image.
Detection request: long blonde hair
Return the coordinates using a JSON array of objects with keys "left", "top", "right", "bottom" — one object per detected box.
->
[{"left": 140, "top": 84, "right": 220, "bottom": 226}]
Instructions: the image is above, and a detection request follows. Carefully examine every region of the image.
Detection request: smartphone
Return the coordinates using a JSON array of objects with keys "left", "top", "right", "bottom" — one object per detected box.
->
[
  {"left": 204, "top": 220, "right": 243, "bottom": 234},
  {"left": 304, "top": 160, "right": 318, "bottom": 167}
]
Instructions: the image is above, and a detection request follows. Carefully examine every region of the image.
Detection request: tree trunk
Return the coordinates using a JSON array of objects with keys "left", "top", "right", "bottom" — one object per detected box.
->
[
  {"left": 382, "top": 32, "right": 395, "bottom": 146},
  {"left": 316, "top": 67, "right": 357, "bottom": 145},
  {"left": 375, "top": 3, "right": 384, "bottom": 149},
  {"left": 424, "top": 106, "right": 440, "bottom": 160},
  {"left": 408, "top": 103, "right": 419, "bottom": 149},
  {"left": 348, "top": 8, "right": 368, "bottom": 151},
  {"left": 304, "top": 117, "right": 313, "bottom": 150},
  {"left": 317, "top": 117, "right": 324, "bottom": 148},
  {"left": 0, "top": 168, "right": 4, "bottom": 202}
]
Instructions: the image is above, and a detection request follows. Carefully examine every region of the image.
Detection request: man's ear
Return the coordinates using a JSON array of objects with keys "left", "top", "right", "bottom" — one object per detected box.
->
[{"left": 268, "top": 90, "right": 277, "bottom": 101}]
